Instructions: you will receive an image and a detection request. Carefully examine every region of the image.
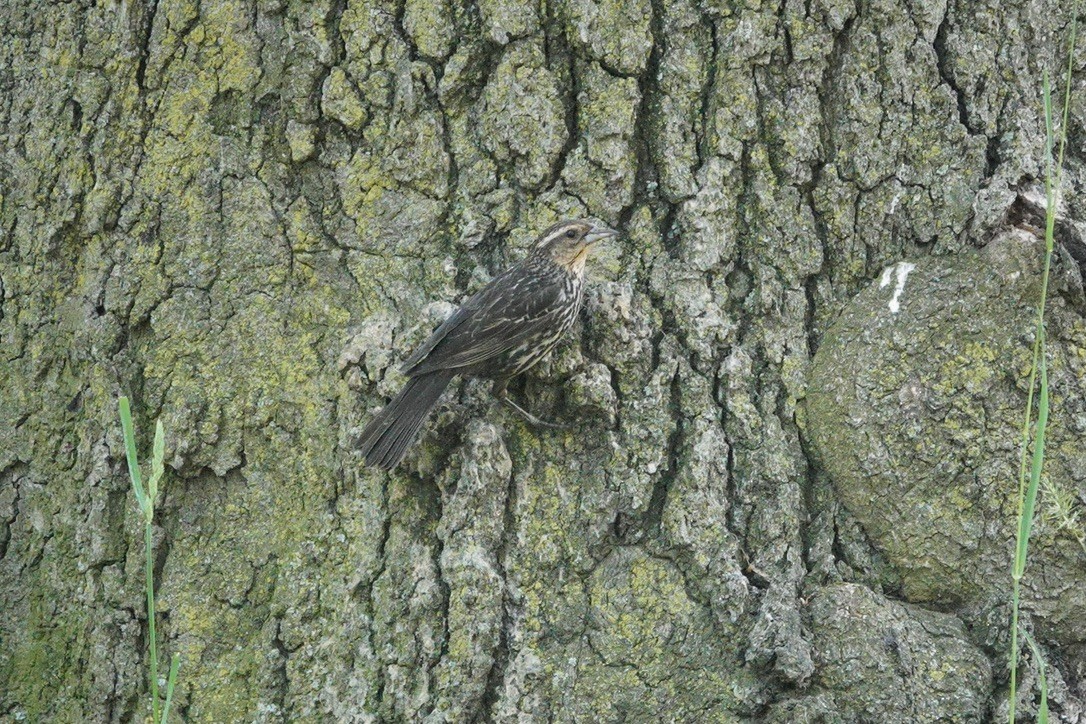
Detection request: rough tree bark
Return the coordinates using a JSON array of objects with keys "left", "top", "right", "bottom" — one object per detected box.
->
[{"left": 1, "top": 0, "right": 1084, "bottom": 721}]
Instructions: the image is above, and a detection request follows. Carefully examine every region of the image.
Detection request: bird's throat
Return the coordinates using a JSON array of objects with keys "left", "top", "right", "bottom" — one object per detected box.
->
[{"left": 560, "top": 245, "right": 590, "bottom": 275}]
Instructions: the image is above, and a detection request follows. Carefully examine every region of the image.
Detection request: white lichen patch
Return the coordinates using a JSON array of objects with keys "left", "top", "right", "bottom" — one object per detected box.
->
[{"left": 880, "top": 261, "right": 917, "bottom": 314}]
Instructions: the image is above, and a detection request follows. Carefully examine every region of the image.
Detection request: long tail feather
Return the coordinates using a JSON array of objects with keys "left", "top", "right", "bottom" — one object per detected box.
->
[{"left": 357, "top": 372, "right": 454, "bottom": 470}]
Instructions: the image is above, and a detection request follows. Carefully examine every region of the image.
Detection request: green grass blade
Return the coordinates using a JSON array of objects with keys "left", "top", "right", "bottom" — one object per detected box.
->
[
  {"left": 1015, "top": 342, "right": 1049, "bottom": 578},
  {"left": 161, "top": 653, "right": 180, "bottom": 724},
  {"left": 119, "top": 397, "right": 178, "bottom": 721},
  {"left": 1008, "top": 72, "right": 1056, "bottom": 723},
  {"left": 118, "top": 397, "right": 148, "bottom": 512},
  {"left": 150, "top": 419, "right": 165, "bottom": 503}
]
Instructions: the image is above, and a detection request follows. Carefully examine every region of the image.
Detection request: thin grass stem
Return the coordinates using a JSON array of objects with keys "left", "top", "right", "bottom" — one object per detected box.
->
[
  {"left": 145, "top": 520, "right": 160, "bottom": 722},
  {"left": 1007, "top": 9, "right": 1077, "bottom": 710}
]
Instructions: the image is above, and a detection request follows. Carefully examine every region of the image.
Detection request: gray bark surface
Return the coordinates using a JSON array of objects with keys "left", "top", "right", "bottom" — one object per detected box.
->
[{"left": 1, "top": 0, "right": 1083, "bottom": 721}]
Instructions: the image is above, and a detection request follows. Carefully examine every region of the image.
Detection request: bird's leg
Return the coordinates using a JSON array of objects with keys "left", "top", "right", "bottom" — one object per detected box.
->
[{"left": 492, "top": 379, "right": 567, "bottom": 430}]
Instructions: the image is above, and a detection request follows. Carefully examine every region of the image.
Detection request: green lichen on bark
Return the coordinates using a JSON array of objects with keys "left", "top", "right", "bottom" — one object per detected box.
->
[
  {"left": 2, "top": 0, "right": 1085, "bottom": 720},
  {"left": 807, "top": 228, "right": 1086, "bottom": 641},
  {"left": 768, "top": 583, "right": 992, "bottom": 722}
]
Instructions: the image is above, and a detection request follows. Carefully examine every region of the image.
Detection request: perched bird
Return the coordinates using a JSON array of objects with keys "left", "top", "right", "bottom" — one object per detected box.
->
[{"left": 358, "top": 219, "right": 617, "bottom": 470}]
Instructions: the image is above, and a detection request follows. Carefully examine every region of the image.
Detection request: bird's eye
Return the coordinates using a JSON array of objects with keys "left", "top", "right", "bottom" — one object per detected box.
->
[{"left": 565, "top": 229, "right": 577, "bottom": 239}]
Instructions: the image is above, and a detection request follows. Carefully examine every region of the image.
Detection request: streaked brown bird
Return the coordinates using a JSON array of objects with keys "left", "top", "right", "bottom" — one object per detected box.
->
[{"left": 358, "top": 219, "right": 617, "bottom": 470}]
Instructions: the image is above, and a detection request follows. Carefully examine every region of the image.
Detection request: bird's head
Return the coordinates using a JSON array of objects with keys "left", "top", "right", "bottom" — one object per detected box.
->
[{"left": 531, "top": 219, "right": 618, "bottom": 274}]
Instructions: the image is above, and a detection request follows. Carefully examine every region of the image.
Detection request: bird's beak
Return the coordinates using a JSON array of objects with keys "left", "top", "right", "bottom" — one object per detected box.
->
[{"left": 584, "top": 222, "right": 618, "bottom": 245}]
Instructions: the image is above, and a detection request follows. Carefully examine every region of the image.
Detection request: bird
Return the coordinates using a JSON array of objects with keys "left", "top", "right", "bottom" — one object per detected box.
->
[{"left": 357, "top": 218, "right": 618, "bottom": 470}]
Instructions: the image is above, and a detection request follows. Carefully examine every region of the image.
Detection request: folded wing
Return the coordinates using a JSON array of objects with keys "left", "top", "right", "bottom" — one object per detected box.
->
[{"left": 400, "top": 265, "right": 566, "bottom": 377}]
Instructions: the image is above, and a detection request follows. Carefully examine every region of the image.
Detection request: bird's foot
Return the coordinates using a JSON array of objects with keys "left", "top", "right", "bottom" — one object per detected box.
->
[
  {"left": 493, "top": 382, "right": 568, "bottom": 430},
  {"left": 501, "top": 395, "right": 568, "bottom": 429}
]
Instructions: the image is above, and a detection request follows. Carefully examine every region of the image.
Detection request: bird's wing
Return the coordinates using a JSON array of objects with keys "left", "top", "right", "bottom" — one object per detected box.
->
[
  {"left": 400, "top": 266, "right": 567, "bottom": 376},
  {"left": 398, "top": 296, "right": 481, "bottom": 373}
]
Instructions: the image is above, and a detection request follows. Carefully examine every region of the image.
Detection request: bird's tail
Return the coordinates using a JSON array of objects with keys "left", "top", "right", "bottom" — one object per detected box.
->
[{"left": 358, "top": 371, "right": 454, "bottom": 470}]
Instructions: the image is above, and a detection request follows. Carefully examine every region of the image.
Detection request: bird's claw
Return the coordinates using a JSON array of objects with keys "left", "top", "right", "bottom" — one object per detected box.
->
[{"left": 495, "top": 387, "right": 569, "bottom": 430}]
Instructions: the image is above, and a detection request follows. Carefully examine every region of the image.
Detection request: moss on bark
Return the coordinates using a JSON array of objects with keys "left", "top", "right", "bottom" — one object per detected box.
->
[{"left": 1, "top": 0, "right": 1084, "bottom": 720}]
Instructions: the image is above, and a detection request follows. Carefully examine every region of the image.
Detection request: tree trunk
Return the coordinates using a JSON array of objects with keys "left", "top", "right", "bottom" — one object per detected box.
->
[{"left": 1, "top": 0, "right": 1084, "bottom": 720}]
